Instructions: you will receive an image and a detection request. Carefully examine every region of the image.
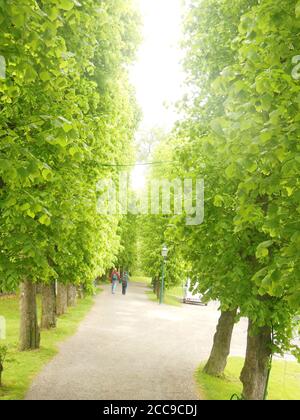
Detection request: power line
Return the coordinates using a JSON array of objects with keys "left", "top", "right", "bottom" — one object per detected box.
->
[{"left": 97, "top": 161, "right": 178, "bottom": 168}]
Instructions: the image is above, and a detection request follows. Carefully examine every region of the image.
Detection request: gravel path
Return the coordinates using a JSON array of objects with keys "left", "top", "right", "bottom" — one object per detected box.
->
[{"left": 26, "top": 282, "right": 248, "bottom": 400}]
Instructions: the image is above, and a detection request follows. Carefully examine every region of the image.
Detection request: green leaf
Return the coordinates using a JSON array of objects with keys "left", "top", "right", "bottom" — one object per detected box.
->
[
  {"left": 24, "top": 66, "right": 37, "bottom": 83},
  {"left": 27, "top": 210, "right": 36, "bottom": 219},
  {"left": 210, "top": 119, "right": 224, "bottom": 136},
  {"left": 48, "top": 7, "right": 59, "bottom": 21},
  {"left": 246, "top": 161, "right": 258, "bottom": 173},
  {"left": 59, "top": 0, "right": 74, "bottom": 11},
  {"left": 39, "top": 214, "right": 51, "bottom": 226},
  {"left": 296, "top": 1, "right": 300, "bottom": 18},
  {"left": 213, "top": 195, "right": 224, "bottom": 207},
  {"left": 20, "top": 203, "right": 30, "bottom": 211},
  {"left": 69, "top": 146, "right": 79, "bottom": 156},
  {"left": 256, "top": 241, "right": 274, "bottom": 259},
  {"left": 40, "top": 72, "right": 51, "bottom": 82},
  {"left": 225, "top": 163, "right": 237, "bottom": 179}
]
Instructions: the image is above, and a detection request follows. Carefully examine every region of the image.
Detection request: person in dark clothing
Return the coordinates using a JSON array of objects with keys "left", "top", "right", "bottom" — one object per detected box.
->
[{"left": 122, "top": 272, "right": 129, "bottom": 295}]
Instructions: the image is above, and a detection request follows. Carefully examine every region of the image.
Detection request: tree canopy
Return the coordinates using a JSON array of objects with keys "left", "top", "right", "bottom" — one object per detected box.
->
[{"left": 0, "top": 0, "right": 140, "bottom": 291}]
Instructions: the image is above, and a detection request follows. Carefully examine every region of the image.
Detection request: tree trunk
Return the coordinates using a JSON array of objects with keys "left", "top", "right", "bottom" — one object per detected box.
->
[
  {"left": 204, "top": 309, "right": 237, "bottom": 376},
  {"left": 67, "top": 284, "right": 77, "bottom": 307},
  {"left": 0, "top": 363, "right": 3, "bottom": 387},
  {"left": 77, "top": 284, "right": 84, "bottom": 299},
  {"left": 240, "top": 320, "right": 272, "bottom": 400},
  {"left": 153, "top": 277, "right": 158, "bottom": 294},
  {"left": 56, "top": 283, "right": 68, "bottom": 316},
  {"left": 41, "top": 282, "right": 56, "bottom": 329},
  {"left": 155, "top": 279, "right": 161, "bottom": 299},
  {"left": 19, "top": 280, "right": 40, "bottom": 351}
]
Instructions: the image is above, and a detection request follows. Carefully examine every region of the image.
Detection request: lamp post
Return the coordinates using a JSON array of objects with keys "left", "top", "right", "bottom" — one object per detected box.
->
[{"left": 160, "top": 245, "right": 168, "bottom": 304}]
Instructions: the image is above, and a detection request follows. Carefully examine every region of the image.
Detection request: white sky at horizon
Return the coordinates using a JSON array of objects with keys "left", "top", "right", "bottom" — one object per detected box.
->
[{"left": 130, "top": 0, "right": 185, "bottom": 190}]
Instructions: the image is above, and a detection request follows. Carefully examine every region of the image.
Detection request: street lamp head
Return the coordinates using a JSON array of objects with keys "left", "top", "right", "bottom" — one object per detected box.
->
[{"left": 162, "top": 245, "right": 168, "bottom": 258}]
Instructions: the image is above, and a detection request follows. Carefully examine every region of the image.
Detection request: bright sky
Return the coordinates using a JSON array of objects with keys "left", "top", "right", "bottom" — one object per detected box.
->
[
  {"left": 130, "top": 0, "right": 185, "bottom": 190},
  {"left": 130, "top": 0, "right": 185, "bottom": 131}
]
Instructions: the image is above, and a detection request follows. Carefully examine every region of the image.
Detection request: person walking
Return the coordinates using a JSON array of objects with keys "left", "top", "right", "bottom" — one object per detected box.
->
[
  {"left": 121, "top": 271, "right": 129, "bottom": 295},
  {"left": 111, "top": 269, "right": 120, "bottom": 294}
]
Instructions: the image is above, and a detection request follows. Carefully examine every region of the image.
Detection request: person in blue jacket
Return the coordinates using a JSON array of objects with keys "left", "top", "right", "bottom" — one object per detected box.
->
[{"left": 111, "top": 269, "right": 120, "bottom": 294}]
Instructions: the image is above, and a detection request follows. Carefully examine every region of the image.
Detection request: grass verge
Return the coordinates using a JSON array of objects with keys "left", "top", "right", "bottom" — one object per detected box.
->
[
  {"left": 145, "top": 284, "right": 184, "bottom": 307},
  {"left": 0, "top": 291, "right": 100, "bottom": 400},
  {"left": 130, "top": 276, "right": 152, "bottom": 285},
  {"left": 196, "top": 357, "right": 300, "bottom": 400}
]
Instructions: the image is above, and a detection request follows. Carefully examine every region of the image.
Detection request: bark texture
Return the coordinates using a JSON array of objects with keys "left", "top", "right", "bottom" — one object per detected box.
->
[
  {"left": 203, "top": 309, "right": 237, "bottom": 376},
  {"left": 41, "top": 282, "right": 56, "bottom": 329},
  {"left": 240, "top": 320, "right": 272, "bottom": 400},
  {"left": 155, "top": 279, "right": 161, "bottom": 299},
  {"left": 56, "top": 283, "right": 68, "bottom": 316},
  {"left": 0, "top": 363, "right": 3, "bottom": 387},
  {"left": 19, "top": 280, "right": 40, "bottom": 351},
  {"left": 77, "top": 284, "right": 84, "bottom": 299},
  {"left": 67, "top": 284, "right": 77, "bottom": 307}
]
